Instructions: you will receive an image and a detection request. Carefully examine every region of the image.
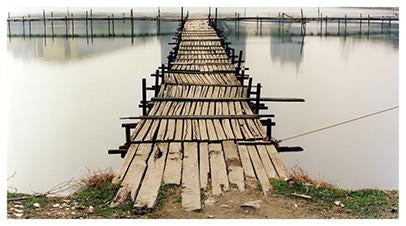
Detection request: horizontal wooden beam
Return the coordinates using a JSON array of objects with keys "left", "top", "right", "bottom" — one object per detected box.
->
[
  {"left": 120, "top": 114, "right": 274, "bottom": 120},
  {"left": 149, "top": 97, "right": 305, "bottom": 102}
]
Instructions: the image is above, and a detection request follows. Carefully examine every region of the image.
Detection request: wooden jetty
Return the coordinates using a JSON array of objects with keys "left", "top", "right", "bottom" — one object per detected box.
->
[{"left": 108, "top": 18, "right": 304, "bottom": 211}]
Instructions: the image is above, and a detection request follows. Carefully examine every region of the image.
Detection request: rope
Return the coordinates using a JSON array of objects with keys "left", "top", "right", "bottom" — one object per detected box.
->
[{"left": 279, "top": 106, "right": 399, "bottom": 143}]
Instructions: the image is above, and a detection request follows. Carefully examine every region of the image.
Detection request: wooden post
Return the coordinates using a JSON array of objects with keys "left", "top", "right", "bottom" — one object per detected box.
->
[
  {"left": 125, "top": 126, "right": 131, "bottom": 146},
  {"left": 90, "top": 9, "right": 93, "bottom": 38},
  {"left": 239, "top": 69, "right": 245, "bottom": 86},
  {"left": 108, "top": 16, "right": 111, "bottom": 37},
  {"left": 65, "top": 15, "right": 68, "bottom": 38},
  {"left": 237, "top": 13, "right": 240, "bottom": 34},
  {"left": 154, "top": 69, "right": 159, "bottom": 97},
  {"left": 215, "top": 8, "right": 218, "bottom": 28},
  {"left": 142, "top": 78, "right": 147, "bottom": 116},
  {"left": 231, "top": 48, "right": 235, "bottom": 64},
  {"left": 300, "top": 8, "right": 305, "bottom": 36},
  {"left": 7, "top": 12, "right": 11, "bottom": 37},
  {"left": 208, "top": 7, "right": 211, "bottom": 20},
  {"left": 344, "top": 14, "right": 347, "bottom": 36},
  {"left": 256, "top": 16, "right": 258, "bottom": 34},
  {"left": 359, "top": 13, "right": 362, "bottom": 34},
  {"left": 320, "top": 13, "right": 322, "bottom": 35},
  {"left": 266, "top": 118, "right": 274, "bottom": 138},
  {"left": 181, "top": 7, "right": 184, "bottom": 21},
  {"left": 43, "top": 10, "right": 46, "bottom": 37},
  {"left": 368, "top": 14, "right": 370, "bottom": 36},
  {"left": 161, "top": 63, "right": 165, "bottom": 83},
  {"left": 86, "top": 11, "right": 89, "bottom": 39},
  {"left": 131, "top": 9, "right": 134, "bottom": 38},
  {"left": 71, "top": 13, "right": 74, "bottom": 39},
  {"left": 389, "top": 16, "right": 391, "bottom": 28},
  {"left": 112, "top": 14, "right": 115, "bottom": 37},
  {"left": 22, "top": 16, "right": 25, "bottom": 38},
  {"left": 51, "top": 12, "right": 54, "bottom": 38},
  {"left": 237, "top": 50, "right": 243, "bottom": 73},
  {"left": 325, "top": 16, "right": 327, "bottom": 35},
  {"left": 28, "top": 14, "right": 31, "bottom": 37},
  {"left": 255, "top": 83, "right": 261, "bottom": 114},
  {"left": 234, "top": 12, "right": 237, "bottom": 32},
  {"left": 247, "top": 77, "right": 253, "bottom": 98}
]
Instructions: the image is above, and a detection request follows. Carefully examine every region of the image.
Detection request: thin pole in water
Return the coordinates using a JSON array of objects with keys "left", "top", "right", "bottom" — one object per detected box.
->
[
  {"left": 344, "top": 14, "right": 347, "bottom": 36},
  {"left": 51, "top": 12, "right": 54, "bottom": 38},
  {"left": 108, "top": 16, "right": 111, "bottom": 37},
  {"left": 71, "top": 13, "right": 74, "bottom": 39},
  {"left": 90, "top": 9, "right": 93, "bottom": 40},
  {"left": 338, "top": 18, "right": 340, "bottom": 35},
  {"left": 43, "top": 10, "right": 46, "bottom": 37},
  {"left": 86, "top": 11, "right": 89, "bottom": 39},
  {"left": 112, "top": 14, "right": 115, "bottom": 37},
  {"left": 28, "top": 14, "right": 31, "bottom": 37},
  {"left": 359, "top": 13, "right": 362, "bottom": 35},
  {"left": 65, "top": 15, "right": 68, "bottom": 39},
  {"left": 7, "top": 12, "right": 11, "bottom": 38},
  {"left": 325, "top": 15, "right": 328, "bottom": 36},
  {"left": 22, "top": 16, "right": 25, "bottom": 38}
]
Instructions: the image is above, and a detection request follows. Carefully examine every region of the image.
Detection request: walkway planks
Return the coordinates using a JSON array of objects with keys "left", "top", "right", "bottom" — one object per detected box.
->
[{"left": 111, "top": 19, "right": 290, "bottom": 211}]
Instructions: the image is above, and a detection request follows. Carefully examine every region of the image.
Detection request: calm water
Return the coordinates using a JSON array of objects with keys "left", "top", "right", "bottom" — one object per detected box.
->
[{"left": 7, "top": 8, "right": 398, "bottom": 194}]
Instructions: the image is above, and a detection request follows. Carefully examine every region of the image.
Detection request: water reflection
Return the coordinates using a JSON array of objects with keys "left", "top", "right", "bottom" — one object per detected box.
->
[{"left": 270, "top": 34, "right": 304, "bottom": 68}]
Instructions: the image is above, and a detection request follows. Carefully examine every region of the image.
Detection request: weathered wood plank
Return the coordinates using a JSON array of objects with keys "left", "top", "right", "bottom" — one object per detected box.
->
[
  {"left": 265, "top": 144, "right": 289, "bottom": 179},
  {"left": 163, "top": 142, "right": 183, "bottom": 185},
  {"left": 134, "top": 143, "right": 169, "bottom": 209},
  {"left": 112, "top": 144, "right": 139, "bottom": 184},
  {"left": 199, "top": 142, "right": 209, "bottom": 190},
  {"left": 256, "top": 145, "right": 278, "bottom": 179},
  {"left": 247, "top": 145, "right": 272, "bottom": 195},
  {"left": 182, "top": 142, "right": 201, "bottom": 211},
  {"left": 110, "top": 143, "right": 153, "bottom": 207},
  {"left": 209, "top": 143, "right": 229, "bottom": 195},
  {"left": 222, "top": 141, "right": 245, "bottom": 191}
]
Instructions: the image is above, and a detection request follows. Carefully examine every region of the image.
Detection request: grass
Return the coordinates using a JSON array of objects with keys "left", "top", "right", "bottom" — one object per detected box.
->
[
  {"left": 270, "top": 179, "right": 398, "bottom": 218},
  {"left": 72, "top": 170, "right": 120, "bottom": 207}
]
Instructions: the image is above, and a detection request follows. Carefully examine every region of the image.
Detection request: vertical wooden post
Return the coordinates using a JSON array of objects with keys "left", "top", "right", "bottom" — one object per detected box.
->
[
  {"left": 51, "top": 12, "right": 54, "bottom": 38},
  {"left": 22, "top": 16, "right": 25, "bottom": 38},
  {"left": 389, "top": 16, "right": 391, "bottom": 28},
  {"left": 231, "top": 48, "right": 235, "bottom": 64},
  {"left": 359, "top": 13, "right": 362, "bottom": 34},
  {"left": 142, "top": 78, "right": 147, "bottom": 116},
  {"left": 256, "top": 16, "right": 258, "bottom": 34},
  {"left": 237, "top": 13, "right": 240, "bottom": 34},
  {"left": 260, "top": 19, "right": 263, "bottom": 35},
  {"left": 7, "top": 12, "right": 11, "bottom": 37},
  {"left": 86, "top": 11, "right": 89, "bottom": 39},
  {"left": 108, "top": 16, "right": 111, "bottom": 37},
  {"left": 161, "top": 63, "right": 165, "bottom": 83},
  {"left": 367, "top": 14, "right": 370, "bottom": 36},
  {"left": 237, "top": 50, "right": 243, "bottom": 74},
  {"left": 43, "top": 10, "right": 46, "bottom": 37},
  {"left": 300, "top": 8, "right": 305, "bottom": 36},
  {"left": 208, "top": 7, "right": 211, "bottom": 20},
  {"left": 325, "top": 15, "right": 327, "bottom": 35},
  {"left": 181, "top": 7, "right": 184, "bottom": 21},
  {"left": 344, "top": 14, "right": 347, "bottom": 36},
  {"left": 28, "top": 14, "right": 31, "bottom": 37},
  {"left": 255, "top": 83, "right": 261, "bottom": 114},
  {"left": 71, "top": 13, "right": 74, "bottom": 39},
  {"left": 320, "top": 13, "right": 322, "bottom": 35},
  {"left": 65, "top": 15, "right": 68, "bottom": 38},
  {"left": 266, "top": 118, "right": 274, "bottom": 138},
  {"left": 125, "top": 126, "right": 131, "bottom": 146},
  {"left": 112, "top": 14, "right": 115, "bottom": 37},
  {"left": 278, "top": 12, "right": 281, "bottom": 33},
  {"left": 239, "top": 69, "right": 245, "bottom": 86},
  {"left": 234, "top": 12, "right": 237, "bottom": 32},
  {"left": 90, "top": 9, "right": 93, "bottom": 38},
  {"left": 154, "top": 69, "right": 159, "bottom": 97},
  {"left": 131, "top": 9, "right": 134, "bottom": 38},
  {"left": 215, "top": 7, "right": 218, "bottom": 28},
  {"left": 247, "top": 77, "right": 253, "bottom": 98}
]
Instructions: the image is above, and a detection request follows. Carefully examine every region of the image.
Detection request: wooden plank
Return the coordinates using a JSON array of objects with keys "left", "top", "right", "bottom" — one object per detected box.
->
[
  {"left": 134, "top": 143, "right": 169, "bottom": 209},
  {"left": 110, "top": 143, "right": 153, "bottom": 207},
  {"left": 182, "top": 142, "right": 201, "bottom": 211},
  {"left": 247, "top": 145, "right": 272, "bottom": 195},
  {"left": 163, "top": 142, "right": 183, "bottom": 185},
  {"left": 256, "top": 144, "right": 278, "bottom": 179},
  {"left": 209, "top": 143, "right": 229, "bottom": 195},
  {"left": 222, "top": 141, "right": 244, "bottom": 191},
  {"left": 265, "top": 144, "right": 289, "bottom": 179},
  {"left": 199, "top": 142, "right": 209, "bottom": 190},
  {"left": 237, "top": 144, "right": 256, "bottom": 178},
  {"left": 112, "top": 144, "right": 139, "bottom": 184}
]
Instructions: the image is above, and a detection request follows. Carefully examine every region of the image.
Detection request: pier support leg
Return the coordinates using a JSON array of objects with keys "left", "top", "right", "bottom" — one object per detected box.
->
[
  {"left": 255, "top": 83, "right": 261, "bottom": 114},
  {"left": 142, "top": 78, "right": 147, "bottom": 116}
]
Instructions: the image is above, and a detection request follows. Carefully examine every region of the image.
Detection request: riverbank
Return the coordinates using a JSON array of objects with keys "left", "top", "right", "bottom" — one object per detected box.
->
[{"left": 7, "top": 170, "right": 398, "bottom": 219}]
